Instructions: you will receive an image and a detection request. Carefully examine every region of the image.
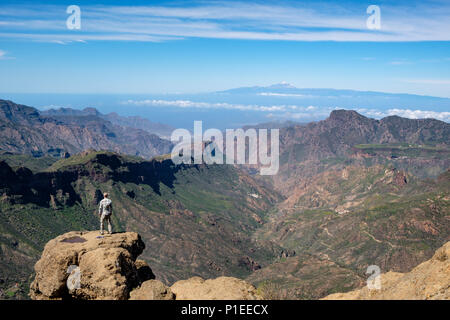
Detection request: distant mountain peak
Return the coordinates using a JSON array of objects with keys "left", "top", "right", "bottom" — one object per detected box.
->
[
  {"left": 328, "top": 109, "right": 367, "bottom": 122},
  {"left": 268, "top": 81, "right": 296, "bottom": 89},
  {"left": 82, "top": 107, "right": 101, "bottom": 116}
]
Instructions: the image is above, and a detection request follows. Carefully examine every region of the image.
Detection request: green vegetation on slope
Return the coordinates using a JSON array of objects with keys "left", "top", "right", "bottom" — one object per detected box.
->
[
  {"left": 0, "top": 151, "right": 284, "bottom": 299},
  {"left": 354, "top": 143, "right": 450, "bottom": 159},
  {"left": 0, "top": 153, "right": 58, "bottom": 172},
  {"left": 250, "top": 166, "right": 449, "bottom": 299}
]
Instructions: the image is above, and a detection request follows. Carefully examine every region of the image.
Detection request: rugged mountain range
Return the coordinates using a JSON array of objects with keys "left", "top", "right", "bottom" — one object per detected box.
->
[
  {"left": 273, "top": 109, "right": 450, "bottom": 194},
  {"left": 248, "top": 166, "right": 449, "bottom": 298},
  {"left": 0, "top": 100, "right": 172, "bottom": 159},
  {"left": 241, "top": 111, "right": 449, "bottom": 298},
  {"left": 0, "top": 100, "right": 448, "bottom": 300},
  {"left": 42, "top": 107, "right": 175, "bottom": 139}
]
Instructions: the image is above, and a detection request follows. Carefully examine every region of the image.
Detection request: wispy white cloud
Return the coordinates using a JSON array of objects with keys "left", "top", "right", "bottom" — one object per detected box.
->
[
  {"left": 385, "top": 108, "right": 450, "bottom": 121},
  {"left": 357, "top": 108, "right": 450, "bottom": 121},
  {"left": 389, "top": 60, "right": 413, "bottom": 65},
  {"left": 121, "top": 99, "right": 322, "bottom": 113},
  {"left": 0, "top": 32, "right": 171, "bottom": 43},
  {"left": 123, "top": 98, "right": 449, "bottom": 121},
  {"left": 122, "top": 99, "right": 294, "bottom": 112},
  {"left": 0, "top": 1, "right": 450, "bottom": 42},
  {"left": 0, "top": 49, "right": 14, "bottom": 60},
  {"left": 266, "top": 109, "right": 330, "bottom": 120}
]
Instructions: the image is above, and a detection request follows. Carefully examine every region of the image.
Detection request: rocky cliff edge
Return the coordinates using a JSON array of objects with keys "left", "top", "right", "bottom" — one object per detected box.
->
[{"left": 30, "top": 231, "right": 261, "bottom": 300}]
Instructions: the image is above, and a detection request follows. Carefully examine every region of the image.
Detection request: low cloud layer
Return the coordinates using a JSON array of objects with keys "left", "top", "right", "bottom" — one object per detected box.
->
[
  {"left": 122, "top": 99, "right": 450, "bottom": 122},
  {"left": 359, "top": 108, "right": 450, "bottom": 122},
  {"left": 121, "top": 99, "right": 316, "bottom": 113}
]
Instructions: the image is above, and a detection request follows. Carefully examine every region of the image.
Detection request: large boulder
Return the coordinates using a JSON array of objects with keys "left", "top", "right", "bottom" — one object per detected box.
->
[
  {"left": 129, "top": 280, "right": 174, "bottom": 300},
  {"left": 30, "top": 231, "right": 146, "bottom": 300},
  {"left": 170, "top": 276, "right": 262, "bottom": 300},
  {"left": 323, "top": 241, "right": 450, "bottom": 300}
]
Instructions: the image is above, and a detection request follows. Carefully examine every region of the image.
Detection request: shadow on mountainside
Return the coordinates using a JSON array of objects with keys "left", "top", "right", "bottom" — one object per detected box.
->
[{"left": 0, "top": 152, "right": 183, "bottom": 207}]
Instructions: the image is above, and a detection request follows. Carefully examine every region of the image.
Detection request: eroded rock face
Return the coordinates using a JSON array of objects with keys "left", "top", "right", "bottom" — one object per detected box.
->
[
  {"left": 30, "top": 231, "right": 146, "bottom": 300},
  {"left": 135, "top": 259, "right": 156, "bottom": 282},
  {"left": 323, "top": 241, "right": 450, "bottom": 300},
  {"left": 170, "top": 276, "right": 262, "bottom": 300}
]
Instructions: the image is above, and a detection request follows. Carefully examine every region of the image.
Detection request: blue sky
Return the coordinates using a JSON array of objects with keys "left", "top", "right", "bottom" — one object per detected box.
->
[{"left": 0, "top": 0, "right": 449, "bottom": 126}]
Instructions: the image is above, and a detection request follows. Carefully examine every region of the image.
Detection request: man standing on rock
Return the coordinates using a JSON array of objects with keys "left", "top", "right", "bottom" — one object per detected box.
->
[{"left": 98, "top": 192, "right": 113, "bottom": 235}]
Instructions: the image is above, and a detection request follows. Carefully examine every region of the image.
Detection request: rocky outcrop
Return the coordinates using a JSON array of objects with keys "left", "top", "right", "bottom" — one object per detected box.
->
[
  {"left": 171, "top": 276, "right": 262, "bottom": 300},
  {"left": 30, "top": 231, "right": 261, "bottom": 300},
  {"left": 130, "top": 280, "right": 174, "bottom": 300},
  {"left": 30, "top": 231, "right": 147, "bottom": 300},
  {"left": 323, "top": 241, "right": 450, "bottom": 300}
]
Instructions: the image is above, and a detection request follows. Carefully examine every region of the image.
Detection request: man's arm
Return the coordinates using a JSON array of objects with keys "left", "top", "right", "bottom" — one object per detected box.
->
[{"left": 98, "top": 200, "right": 103, "bottom": 215}]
